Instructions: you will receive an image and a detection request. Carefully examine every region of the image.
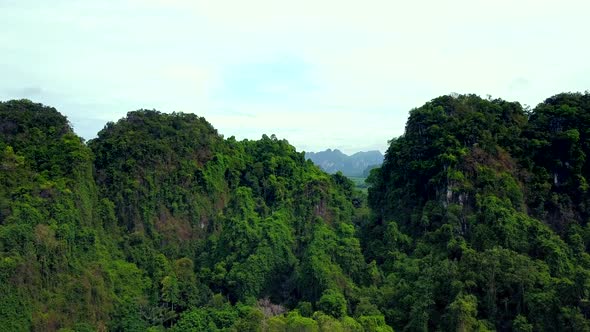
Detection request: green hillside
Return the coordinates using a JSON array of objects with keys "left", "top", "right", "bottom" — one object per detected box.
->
[{"left": 1, "top": 92, "right": 590, "bottom": 331}]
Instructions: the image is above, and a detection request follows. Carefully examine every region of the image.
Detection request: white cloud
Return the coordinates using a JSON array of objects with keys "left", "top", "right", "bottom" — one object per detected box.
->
[{"left": 1, "top": 0, "right": 589, "bottom": 153}]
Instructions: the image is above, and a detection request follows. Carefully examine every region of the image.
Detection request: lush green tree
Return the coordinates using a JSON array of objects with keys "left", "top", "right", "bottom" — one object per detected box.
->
[{"left": 317, "top": 290, "right": 347, "bottom": 319}]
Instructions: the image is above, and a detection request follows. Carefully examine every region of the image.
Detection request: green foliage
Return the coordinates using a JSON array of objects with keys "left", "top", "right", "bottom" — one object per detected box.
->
[
  {"left": 285, "top": 311, "right": 318, "bottom": 332},
  {"left": 365, "top": 92, "right": 590, "bottom": 330},
  {"left": 317, "top": 290, "right": 347, "bottom": 318},
  {"left": 7, "top": 93, "right": 590, "bottom": 331},
  {"left": 0, "top": 100, "right": 114, "bottom": 331},
  {"left": 448, "top": 293, "right": 479, "bottom": 332},
  {"left": 0, "top": 282, "right": 31, "bottom": 332},
  {"left": 0, "top": 100, "right": 376, "bottom": 330},
  {"left": 513, "top": 315, "right": 533, "bottom": 332},
  {"left": 357, "top": 315, "right": 394, "bottom": 332}
]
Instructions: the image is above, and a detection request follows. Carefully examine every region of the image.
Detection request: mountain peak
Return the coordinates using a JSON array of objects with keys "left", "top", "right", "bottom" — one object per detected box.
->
[{"left": 305, "top": 149, "right": 383, "bottom": 176}]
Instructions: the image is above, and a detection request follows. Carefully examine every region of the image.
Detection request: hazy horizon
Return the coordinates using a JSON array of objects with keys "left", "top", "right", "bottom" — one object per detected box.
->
[{"left": 2, "top": 0, "right": 589, "bottom": 155}]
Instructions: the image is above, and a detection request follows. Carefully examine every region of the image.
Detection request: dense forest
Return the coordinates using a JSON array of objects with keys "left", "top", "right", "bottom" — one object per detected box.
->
[{"left": 1, "top": 92, "right": 590, "bottom": 331}]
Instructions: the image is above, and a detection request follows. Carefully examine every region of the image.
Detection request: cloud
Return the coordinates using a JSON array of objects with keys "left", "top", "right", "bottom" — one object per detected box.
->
[
  {"left": 1, "top": 0, "right": 589, "bottom": 153},
  {"left": 3, "top": 87, "right": 44, "bottom": 98},
  {"left": 509, "top": 78, "right": 531, "bottom": 93}
]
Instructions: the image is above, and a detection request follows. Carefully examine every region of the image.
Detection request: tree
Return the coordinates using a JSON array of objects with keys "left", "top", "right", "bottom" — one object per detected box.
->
[{"left": 317, "top": 290, "right": 347, "bottom": 319}]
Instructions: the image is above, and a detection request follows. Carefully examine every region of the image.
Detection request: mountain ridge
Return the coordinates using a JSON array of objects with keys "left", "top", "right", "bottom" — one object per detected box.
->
[{"left": 305, "top": 148, "right": 383, "bottom": 177}]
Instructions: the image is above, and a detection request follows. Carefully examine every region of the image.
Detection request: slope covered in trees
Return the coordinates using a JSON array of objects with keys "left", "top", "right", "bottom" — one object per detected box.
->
[
  {"left": 0, "top": 100, "right": 116, "bottom": 331},
  {"left": 364, "top": 92, "right": 590, "bottom": 331},
  {"left": 0, "top": 102, "right": 384, "bottom": 331},
  {"left": 1, "top": 92, "right": 590, "bottom": 331}
]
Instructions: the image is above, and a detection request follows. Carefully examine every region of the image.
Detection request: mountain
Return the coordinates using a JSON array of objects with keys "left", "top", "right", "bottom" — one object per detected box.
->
[
  {"left": 364, "top": 92, "right": 590, "bottom": 330},
  {"left": 305, "top": 149, "right": 383, "bottom": 176},
  {"left": 0, "top": 101, "right": 386, "bottom": 331},
  {"left": 3, "top": 92, "right": 590, "bottom": 331}
]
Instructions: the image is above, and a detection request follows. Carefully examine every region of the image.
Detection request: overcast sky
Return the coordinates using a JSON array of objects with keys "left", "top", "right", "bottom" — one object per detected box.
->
[{"left": 1, "top": 0, "right": 589, "bottom": 154}]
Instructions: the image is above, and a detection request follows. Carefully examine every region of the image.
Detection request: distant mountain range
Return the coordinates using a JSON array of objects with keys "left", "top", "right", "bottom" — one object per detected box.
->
[{"left": 305, "top": 149, "right": 384, "bottom": 177}]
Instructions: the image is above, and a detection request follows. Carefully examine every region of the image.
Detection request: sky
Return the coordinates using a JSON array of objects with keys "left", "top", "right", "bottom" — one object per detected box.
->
[{"left": 1, "top": 0, "right": 589, "bottom": 154}]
